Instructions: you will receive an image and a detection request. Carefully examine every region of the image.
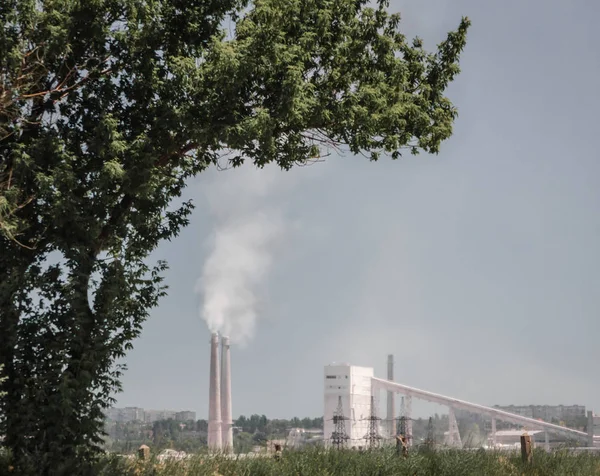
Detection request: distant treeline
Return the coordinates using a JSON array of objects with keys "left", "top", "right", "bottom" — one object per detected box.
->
[
  {"left": 235, "top": 414, "right": 323, "bottom": 434},
  {"left": 104, "top": 414, "right": 324, "bottom": 454}
]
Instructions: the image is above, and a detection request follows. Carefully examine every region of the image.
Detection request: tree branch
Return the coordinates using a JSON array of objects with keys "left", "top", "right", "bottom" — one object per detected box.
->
[{"left": 93, "top": 142, "right": 199, "bottom": 256}]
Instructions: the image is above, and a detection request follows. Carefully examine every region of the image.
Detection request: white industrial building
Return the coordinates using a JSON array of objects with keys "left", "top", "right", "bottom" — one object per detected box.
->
[{"left": 323, "top": 364, "right": 380, "bottom": 447}]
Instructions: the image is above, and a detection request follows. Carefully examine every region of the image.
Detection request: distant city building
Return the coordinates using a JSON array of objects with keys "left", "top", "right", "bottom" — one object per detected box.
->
[
  {"left": 104, "top": 406, "right": 145, "bottom": 422},
  {"left": 493, "top": 405, "right": 586, "bottom": 423},
  {"left": 176, "top": 411, "right": 196, "bottom": 422},
  {"left": 104, "top": 407, "right": 195, "bottom": 423},
  {"left": 144, "top": 409, "right": 177, "bottom": 422},
  {"left": 494, "top": 405, "right": 534, "bottom": 419},
  {"left": 122, "top": 407, "right": 145, "bottom": 422}
]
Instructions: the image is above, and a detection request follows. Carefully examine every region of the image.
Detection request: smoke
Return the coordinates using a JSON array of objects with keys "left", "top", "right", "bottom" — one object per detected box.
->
[{"left": 195, "top": 166, "right": 286, "bottom": 346}]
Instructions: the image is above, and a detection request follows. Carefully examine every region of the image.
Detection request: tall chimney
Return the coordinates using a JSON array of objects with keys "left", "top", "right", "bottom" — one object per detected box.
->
[
  {"left": 387, "top": 354, "right": 396, "bottom": 437},
  {"left": 221, "top": 335, "right": 233, "bottom": 453},
  {"left": 208, "top": 332, "right": 222, "bottom": 451}
]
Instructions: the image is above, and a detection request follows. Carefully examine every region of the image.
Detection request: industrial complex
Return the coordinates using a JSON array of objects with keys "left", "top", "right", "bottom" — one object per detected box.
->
[
  {"left": 201, "top": 333, "right": 599, "bottom": 453},
  {"left": 107, "top": 343, "right": 598, "bottom": 454},
  {"left": 323, "top": 356, "right": 599, "bottom": 451}
]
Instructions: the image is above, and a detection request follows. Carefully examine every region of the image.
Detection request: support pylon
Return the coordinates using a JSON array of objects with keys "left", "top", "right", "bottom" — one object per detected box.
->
[
  {"left": 447, "top": 407, "right": 462, "bottom": 448},
  {"left": 330, "top": 396, "right": 350, "bottom": 449},
  {"left": 363, "top": 395, "right": 382, "bottom": 449}
]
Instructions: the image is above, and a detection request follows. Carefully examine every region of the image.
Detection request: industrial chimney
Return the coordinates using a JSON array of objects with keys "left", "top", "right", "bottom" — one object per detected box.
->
[
  {"left": 221, "top": 336, "right": 233, "bottom": 453},
  {"left": 208, "top": 333, "right": 222, "bottom": 451},
  {"left": 387, "top": 354, "right": 396, "bottom": 437}
]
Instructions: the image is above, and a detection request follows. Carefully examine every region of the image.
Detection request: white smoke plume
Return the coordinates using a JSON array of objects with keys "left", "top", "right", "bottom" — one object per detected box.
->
[{"left": 195, "top": 166, "right": 286, "bottom": 346}]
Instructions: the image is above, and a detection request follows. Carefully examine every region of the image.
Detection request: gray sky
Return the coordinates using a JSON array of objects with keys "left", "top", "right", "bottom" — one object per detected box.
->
[{"left": 116, "top": 0, "right": 600, "bottom": 419}]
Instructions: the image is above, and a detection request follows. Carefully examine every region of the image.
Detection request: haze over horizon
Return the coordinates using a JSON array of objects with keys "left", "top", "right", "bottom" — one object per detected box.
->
[{"left": 115, "top": 0, "right": 600, "bottom": 420}]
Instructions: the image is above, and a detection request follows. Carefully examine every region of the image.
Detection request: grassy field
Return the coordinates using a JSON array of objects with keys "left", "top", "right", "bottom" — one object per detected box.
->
[{"left": 95, "top": 448, "right": 600, "bottom": 476}]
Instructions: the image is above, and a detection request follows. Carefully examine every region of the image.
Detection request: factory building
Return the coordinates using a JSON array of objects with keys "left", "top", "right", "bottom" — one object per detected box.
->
[{"left": 323, "top": 364, "right": 378, "bottom": 447}]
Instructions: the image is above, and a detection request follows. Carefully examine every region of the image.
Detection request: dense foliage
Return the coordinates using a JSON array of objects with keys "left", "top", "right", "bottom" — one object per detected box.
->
[
  {"left": 0, "top": 0, "right": 469, "bottom": 473},
  {"left": 98, "top": 448, "right": 600, "bottom": 476}
]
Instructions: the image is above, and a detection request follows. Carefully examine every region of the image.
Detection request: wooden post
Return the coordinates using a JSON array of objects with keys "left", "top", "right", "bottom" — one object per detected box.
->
[
  {"left": 395, "top": 435, "right": 408, "bottom": 458},
  {"left": 520, "top": 433, "right": 532, "bottom": 465},
  {"left": 138, "top": 444, "right": 150, "bottom": 461},
  {"left": 274, "top": 444, "right": 282, "bottom": 461}
]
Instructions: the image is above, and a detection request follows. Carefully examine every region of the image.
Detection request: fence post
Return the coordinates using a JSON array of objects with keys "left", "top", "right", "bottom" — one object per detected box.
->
[
  {"left": 520, "top": 433, "right": 532, "bottom": 465},
  {"left": 395, "top": 435, "right": 408, "bottom": 458},
  {"left": 138, "top": 444, "right": 150, "bottom": 461}
]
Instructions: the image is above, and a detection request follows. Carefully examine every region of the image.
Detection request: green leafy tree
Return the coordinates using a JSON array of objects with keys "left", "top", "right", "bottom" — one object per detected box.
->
[
  {"left": 252, "top": 430, "right": 268, "bottom": 445},
  {"left": 196, "top": 419, "right": 209, "bottom": 433},
  {"left": 0, "top": 0, "right": 470, "bottom": 473}
]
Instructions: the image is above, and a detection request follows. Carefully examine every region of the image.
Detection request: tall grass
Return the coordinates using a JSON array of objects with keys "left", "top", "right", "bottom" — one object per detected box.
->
[{"left": 96, "top": 447, "right": 600, "bottom": 476}]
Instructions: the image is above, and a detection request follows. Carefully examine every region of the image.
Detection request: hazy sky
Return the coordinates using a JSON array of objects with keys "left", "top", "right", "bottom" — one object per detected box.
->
[{"left": 116, "top": 0, "right": 600, "bottom": 419}]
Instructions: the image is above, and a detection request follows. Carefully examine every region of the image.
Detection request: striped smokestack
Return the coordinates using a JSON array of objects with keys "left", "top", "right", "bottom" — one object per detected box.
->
[
  {"left": 220, "top": 336, "right": 233, "bottom": 453},
  {"left": 208, "top": 332, "right": 222, "bottom": 451}
]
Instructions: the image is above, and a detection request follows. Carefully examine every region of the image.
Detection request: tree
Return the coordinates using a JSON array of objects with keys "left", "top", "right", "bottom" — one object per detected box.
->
[
  {"left": 0, "top": 365, "right": 5, "bottom": 397},
  {"left": 0, "top": 0, "right": 470, "bottom": 473},
  {"left": 196, "top": 419, "right": 208, "bottom": 433},
  {"left": 252, "top": 431, "right": 268, "bottom": 445}
]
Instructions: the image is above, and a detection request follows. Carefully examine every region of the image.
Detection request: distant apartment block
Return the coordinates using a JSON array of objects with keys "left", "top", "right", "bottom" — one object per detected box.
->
[
  {"left": 143, "top": 409, "right": 177, "bottom": 422},
  {"left": 105, "top": 407, "right": 195, "bottom": 423},
  {"left": 105, "top": 406, "right": 145, "bottom": 422},
  {"left": 175, "top": 411, "right": 197, "bottom": 422},
  {"left": 494, "top": 405, "right": 534, "bottom": 418},
  {"left": 493, "top": 405, "right": 586, "bottom": 422}
]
